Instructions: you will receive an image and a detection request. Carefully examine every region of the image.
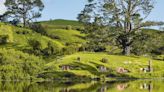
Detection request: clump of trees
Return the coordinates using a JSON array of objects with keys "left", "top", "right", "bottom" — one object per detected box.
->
[
  {"left": 3, "top": 0, "right": 44, "bottom": 27},
  {"left": 0, "top": 48, "right": 44, "bottom": 80},
  {"left": 43, "top": 41, "right": 61, "bottom": 57},
  {"left": 78, "top": 0, "right": 164, "bottom": 55},
  {"left": 0, "top": 23, "right": 13, "bottom": 44},
  {"left": 26, "top": 39, "right": 61, "bottom": 57}
]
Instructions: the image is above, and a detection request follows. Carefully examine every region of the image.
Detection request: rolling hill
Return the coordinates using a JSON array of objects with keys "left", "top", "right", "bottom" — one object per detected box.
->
[{"left": 0, "top": 20, "right": 164, "bottom": 81}]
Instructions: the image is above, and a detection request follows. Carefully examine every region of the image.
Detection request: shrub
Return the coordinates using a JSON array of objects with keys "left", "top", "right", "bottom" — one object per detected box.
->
[
  {"left": 80, "top": 43, "right": 106, "bottom": 52},
  {"left": 28, "top": 39, "right": 42, "bottom": 50},
  {"left": 62, "top": 45, "right": 79, "bottom": 55},
  {"left": 0, "top": 35, "right": 8, "bottom": 44},
  {"left": 15, "top": 28, "right": 31, "bottom": 35},
  {"left": 10, "top": 19, "right": 20, "bottom": 26},
  {"left": 152, "top": 47, "right": 164, "bottom": 55},
  {"left": 0, "top": 24, "right": 13, "bottom": 43},
  {"left": 29, "top": 23, "right": 46, "bottom": 35},
  {"left": 66, "top": 25, "right": 72, "bottom": 30},
  {"left": 153, "top": 55, "right": 164, "bottom": 61},
  {"left": 0, "top": 48, "right": 44, "bottom": 80},
  {"left": 79, "top": 45, "right": 86, "bottom": 51},
  {"left": 0, "top": 53, "right": 5, "bottom": 64},
  {"left": 49, "top": 34, "right": 60, "bottom": 40},
  {"left": 101, "top": 58, "right": 108, "bottom": 63},
  {"left": 43, "top": 41, "right": 60, "bottom": 56},
  {"left": 27, "top": 39, "right": 43, "bottom": 56}
]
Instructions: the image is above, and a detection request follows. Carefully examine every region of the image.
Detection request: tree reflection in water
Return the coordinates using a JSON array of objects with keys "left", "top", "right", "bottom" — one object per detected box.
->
[
  {"left": 140, "top": 81, "right": 153, "bottom": 92},
  {"left": 0, "top": 80, "right": 163, "bottom": 92}
]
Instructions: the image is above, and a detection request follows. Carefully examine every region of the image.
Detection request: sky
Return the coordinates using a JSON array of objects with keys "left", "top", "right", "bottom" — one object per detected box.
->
[
  {"left": 0, "top": 0, "right": 6, "bottom": 14},
  {"left": 0, "top": 0, "right": 164, "bottom": 22}
]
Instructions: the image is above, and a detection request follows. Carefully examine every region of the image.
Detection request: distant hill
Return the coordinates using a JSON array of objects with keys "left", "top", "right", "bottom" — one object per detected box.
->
[{"left": 38, "top": 19, "right": 84, "bottom": 30}]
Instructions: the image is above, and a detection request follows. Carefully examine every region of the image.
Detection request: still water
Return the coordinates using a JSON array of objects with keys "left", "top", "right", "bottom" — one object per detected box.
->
[{"left": 0, "top": 80, "right": 164, "bottom": 92}]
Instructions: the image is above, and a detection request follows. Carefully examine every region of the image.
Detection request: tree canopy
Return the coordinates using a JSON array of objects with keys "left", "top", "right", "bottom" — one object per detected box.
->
[
  {"left": 78, "top": 0, "right": 164, "bottom": 55},
  {"left": 4, "top": 0, "right": 44, "bottom": 27}
]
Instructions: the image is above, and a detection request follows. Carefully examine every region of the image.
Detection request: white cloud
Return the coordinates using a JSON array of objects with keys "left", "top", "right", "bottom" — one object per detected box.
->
[{"left": 0, "top": 0, "right": 6, "bottom": 15}]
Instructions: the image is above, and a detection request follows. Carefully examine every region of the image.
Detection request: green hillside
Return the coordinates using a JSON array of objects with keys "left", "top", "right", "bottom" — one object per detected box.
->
[
  {"left": 0, "top": 20, "right": 164, "bottom": 81},
  {"left": 38, "top": 19, "right": 84, "bottom": 30},
  {"left": 45, "top": 29, "right": 85, "bottom": 44},
  {"left": 0, "top": 48, "right": 44, "bottom": 80},
  {"left": 41, "top": 52, "right": 164, "bottom": 80}
]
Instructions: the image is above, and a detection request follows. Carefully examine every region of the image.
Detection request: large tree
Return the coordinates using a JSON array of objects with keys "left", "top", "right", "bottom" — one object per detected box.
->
[
  {"left": 78, "top": 0, "right": 163, "bottom": 55},
  {"left": 4, "top": 0, "right": 44, "bottom": 27}
]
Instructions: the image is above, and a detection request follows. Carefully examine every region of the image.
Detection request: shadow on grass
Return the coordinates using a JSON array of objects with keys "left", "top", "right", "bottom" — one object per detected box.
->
[{"left": 72, "top": 62, "right": 99, "bottom": 75}]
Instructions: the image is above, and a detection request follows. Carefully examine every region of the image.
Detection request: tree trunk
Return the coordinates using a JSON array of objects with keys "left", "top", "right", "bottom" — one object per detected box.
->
[
  {"left": 23, "top": 17, "right": 26, "bottom": 27},
  {"left": 121, "top": 34, "right": 132, "bottom": 55},
  {"left": 123, "top": 45, "right": 131, "bottom": 55},
  {"left": 22, "top": 3, "right": 27, "bottom": 27},
  {"left": 23, "top": 13, "right": 27, "bottom": 27}
]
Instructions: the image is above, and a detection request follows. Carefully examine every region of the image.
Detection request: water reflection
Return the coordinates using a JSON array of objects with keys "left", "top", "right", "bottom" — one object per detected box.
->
[
  {"left": 140, "top": 81, "right": 153, "bottom": 92},
  {"left": 0, "top": 80, "right": 164, "bottom": 92},
  {"left": 116, "top": 83, "right": 129, "bottom": 91}
]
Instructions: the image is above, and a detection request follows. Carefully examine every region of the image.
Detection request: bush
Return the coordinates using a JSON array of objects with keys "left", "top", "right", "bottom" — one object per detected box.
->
[
  {"left": 131, "top": 30, "right": 164, "bottom": 55},
  {"left": 0, "top": 53, "right": 5, "bottom": 65},
  {"left": 43, "top": 41, "right": 60, "bottom": 56},
  {"left": 28, "top": 39, "right": 42, "bottom": 50},
  {"left": 0, "top": 35, "right": 8, "bottom": 44},
  {"left": 0, "top": 48, "right": 44, "bottom": 80},
  {"left": 29, "top": 23, "right": 46, "bottom": 35},
  {"left": 101, "top": 58, "right": 108, "bottom": 63},
  {"left": 80, "top": 43, "right": 106, "bottom": 52},
  {"left": 66, "top": 25, "right": 72, "bottom": 30},
  {"left": 0, "top": 24, "right": 13, "bottom": 43},
  {"left": 62, "top": 45, "right": 79, "bottom": 55},
  {"left": 10, "top": 19, "right": 20, "bottom": 26},
  {"left": 152, "top": 47, "right": 164, "bottom": 55},
  {"left": 15, "top": 28, "right": 31, "bottom": 35},
  {"left": 49, "top": 34, "right": 60, "bottom": 40},
  {"left": 153, "top": 55, "right": 164, "bottom": 61},
  {"left": 27, "top": 39, "right": 43, "bottom": 56}
]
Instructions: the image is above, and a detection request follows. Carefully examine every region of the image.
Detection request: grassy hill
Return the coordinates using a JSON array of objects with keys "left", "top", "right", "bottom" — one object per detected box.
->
[
  {"left": 0, "top": 21, "right": 86, "bottom": 80},
  {"left": 0, "top": 20, "right": 164, "bottom": 81},
  {"left": 44, "top": 29, "right": 85, "bottom": 44},
  {"left": 40, "top": 52, "right": 164, "bottom": 80},
  {"left": 0, "top": 23, "right": 64, "bottom": 49},
  {"left": 38, "top": 19, "right": 84, "bottom": 30}
]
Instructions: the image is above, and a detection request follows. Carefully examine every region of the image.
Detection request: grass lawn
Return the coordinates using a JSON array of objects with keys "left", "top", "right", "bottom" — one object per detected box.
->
[{"left": 44, "top": 52, "right": 164, "bottom": 79}]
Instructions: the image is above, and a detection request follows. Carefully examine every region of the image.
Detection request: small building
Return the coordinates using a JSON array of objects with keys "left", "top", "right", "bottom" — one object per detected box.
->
[
  {"left": 140, "top": 67, "right": 153, "bottom": 73},
  {"left": 59, "top": 65, "right": 71, "bottom": 71},
  {"left": 97, "top": 65, "right": 107, "bottom": 72},
  {"left": 140, "top": 60, "right": 153, "bottom": 73},
  {"left": 116, "top": 67, "right": 129, "bottom": 73}
]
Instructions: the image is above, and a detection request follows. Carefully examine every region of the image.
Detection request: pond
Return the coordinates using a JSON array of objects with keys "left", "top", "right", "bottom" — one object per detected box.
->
[{"left": 0, "top": 79, "right": 164, "bottom": 92}]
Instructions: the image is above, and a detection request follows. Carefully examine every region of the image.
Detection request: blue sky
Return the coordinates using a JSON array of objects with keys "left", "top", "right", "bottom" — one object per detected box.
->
[
  {"left": 147, "top": 0, "right": 164, "bottom": 21},
  {"left": 40, "top": 0, "right": 86, "bottom": 21},
  {"left": 0, "top": 0, "right": 164, "bottom": 22},
  {"left": 40, "top": 0, "right": 164, "bottom": 22}
]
